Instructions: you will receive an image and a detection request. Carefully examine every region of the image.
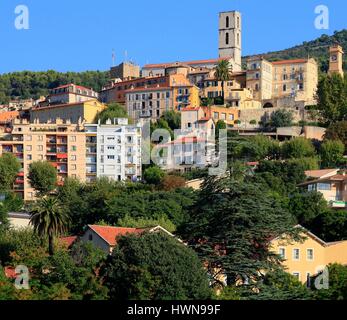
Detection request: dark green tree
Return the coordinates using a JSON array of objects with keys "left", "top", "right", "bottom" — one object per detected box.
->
[
  {"left": 0, "top": 153, "right": 21, "bottom": 191},
  {"left": 320, "top": 139, "right": 345, "bottom": 168},
  {"left": 28, "top": 161, "right": 57, "bottom": 196},
  {"left": 144, "top": 166, "right": 165, "bottom": 185},
  {"left": 94, "top": 103, "right": 129, "bottom": 124},
  {"left": 270, "top": 109, "right": 294, "bottom": 128},
  {"left": 281, "top": 138, "right": 316, "bottom": 159},
  {"left": 214, "top": 60, "right": 232, "bottom": 101},
  {"left": 30, "top": 197, "right": 70, "bottom": 255},
  {"left": 179, "top": 171, "right": 298, "bottom": 287},
  {"left": 161, "top": 111, "right": 181, "bottom": 130},
  {"left": 325, "top": 121, "right": 347, "bottom": 149},
  {"left": 316, "top": 74, "right": 347, "bottom": 125},
  {"left": 101, "top": 232, "right": 211, "bottom": 300}
]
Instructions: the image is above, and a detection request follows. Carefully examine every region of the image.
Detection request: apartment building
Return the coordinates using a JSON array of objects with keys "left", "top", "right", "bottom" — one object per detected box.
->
[
  {"left": 155, "top": 136, "right": 216, "bottom": 173},
  {"left": 246, "top": 57, "right": 273, "bottom": 101},
  {"left": 85, "top": 119, "right": 142, "bottom": 183},
  {"left": 0, "top": 120, "right": 87, "bottom": 201},
  {"left": 271, "top": 226, "right": 347, "bottom": 285},
  {"left": 125, "top": 80, "right": 199, "bottom": 122},
  {"left": 30, "top": 99, "right": 106, "bottom": 124},
  {"left": 246, "top": 57, "right": 319, "bottom": 106},
  {"left": 272, "top": 58, "right": 318, "bottom": 104},
  {"left": 181, "top": 107, "right": 215, "bottom": 138},
  {"left": 44, "top": 83, "right": 99, "bottom": 105},
  {"left": 0, "top": 119, "right": 142, "bottom": 200}
]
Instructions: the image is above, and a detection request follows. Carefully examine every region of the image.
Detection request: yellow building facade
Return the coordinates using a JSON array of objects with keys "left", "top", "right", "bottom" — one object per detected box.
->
[
  {"left": 271, "top": 227, "right": 347, "bottom": 284},
  {"left": 30, "top": 99, "right": 106, "bottom": 124},
  {"left": 210, "top": 105, "right": 239, "bottom": 126}
]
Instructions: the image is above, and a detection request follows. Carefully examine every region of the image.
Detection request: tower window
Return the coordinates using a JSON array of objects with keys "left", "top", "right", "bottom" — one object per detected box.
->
[
  {"left": 237, "top": 33, "right": 240, "bottom": 46},
  {"left": 237, "top": 17, "right": 240, "bottom": 29},
  {"left": 226, "top": 33, "right": 229, "bottom": 45},
  {"left": 226, "top": 16, "right": 229, "bottom": 28}
]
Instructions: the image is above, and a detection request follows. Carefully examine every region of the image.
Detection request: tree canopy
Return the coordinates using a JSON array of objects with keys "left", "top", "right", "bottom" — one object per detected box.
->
[{"left": 101, "top": 232, "right": 211, "bottom": 300}]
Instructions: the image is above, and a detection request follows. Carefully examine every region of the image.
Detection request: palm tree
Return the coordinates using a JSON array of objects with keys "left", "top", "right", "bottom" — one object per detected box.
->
[
  {"left": 214, "top": 60, "right": 233, "bottom": 103},
  {"left": 30, "top": 197, "right": 70, "bottom": 256}
]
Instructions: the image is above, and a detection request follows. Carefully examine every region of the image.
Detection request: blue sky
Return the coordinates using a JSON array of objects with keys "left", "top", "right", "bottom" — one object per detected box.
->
[{"left": 0, "top": 0, "right": 346, "bottom": 73}]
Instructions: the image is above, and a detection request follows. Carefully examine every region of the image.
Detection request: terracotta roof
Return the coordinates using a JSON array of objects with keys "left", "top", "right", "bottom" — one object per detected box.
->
[
  {"left": 181, "top": 107, "right": 201, "bottom": 112},
  {"left": 272, "top": 59, "right": 308, "bottom": 65},
  {"left": 305, "top": 169, "right": 339, "bottom": 179},
  {"left": 89, "top": 225, "right": 145, "bottom": 246},
  {"left": 143, "top": 57, "right": 233, "bottom": 69},
  {"left": 53, "top": 83, "right": 94, "bottom": 92},
  {"left": 4, "top": 267, "right": 16, "bottom": 279},
  {"left": 32, "top": 99, "right": 101, "bottom": 111},
  {"left": 125, "top": 87, "right": 171, "bottom": 93},
  {"left": 60, "top": 236, "right": 78, "bottom": 248},
  {"left": 0, "top": 111, "right": 20, "bottom": 123}
]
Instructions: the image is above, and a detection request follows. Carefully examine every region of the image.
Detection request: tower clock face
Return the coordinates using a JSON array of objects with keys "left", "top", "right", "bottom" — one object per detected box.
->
[{"left": 331, "top": 55, "right": 338, "bottom": 62}]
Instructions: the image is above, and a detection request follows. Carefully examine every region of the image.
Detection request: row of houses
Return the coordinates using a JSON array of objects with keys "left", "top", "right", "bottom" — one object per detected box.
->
[{"left": 7, "top": 213, "right": 347, "bottom": 287}]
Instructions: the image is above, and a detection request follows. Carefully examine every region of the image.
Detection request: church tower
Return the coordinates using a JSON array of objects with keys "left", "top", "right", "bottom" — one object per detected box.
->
[
  {"left": 328, "top": 44, "right": 344, "bottom": 77},
  {"left": 218, "top": 11, "right": 242, "bottom": 71}
]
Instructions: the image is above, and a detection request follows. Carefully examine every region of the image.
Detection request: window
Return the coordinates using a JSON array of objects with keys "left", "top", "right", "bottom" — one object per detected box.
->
[
  {"left": 221, "top": 113, "right": 226, "bottom": 120},
  {"left": 71, "top": 146, "right": 77, "bottom": 152},
  {"left": 71, "top": 165, "right": 77, "bottom": 170},
  {"left": 70, "top": 155, "right": 77, "bottom": 161},
  {"left": 279, "top": 248, "right": 286, "bottom": 259},
  {"left": 108, "top": 155, "right": 115, "bottom": 160},
  {"left": 38, "top": 136, "right": 43, "bottom": 141},
  {"left": 225, "top": 32, "right": 229, "bottom": 45},
  {"left": 226, "top": 16, "right": 229, "bottom": 28},
  {"left": 27, "top": 155, "right": 32, "bottom": 161},
  {"left": 237, "top": 16, "right": 240, "bottom": 28},
  {"left": 70, "top": 136, "right": 76, "bottom": 142},
  {"left": 283, "top": 84, "right": 287, "bottom": 92},
  {"left": 213, "top": 112, "right": 219, "bottom": 119},
  {"left": 237, "top": 33, "right": 240, "bottom": 46},
  {"left": 293, "top": 272, "right": 300, "bottom": 280},
  {"left": 307, "top": 249, "right": 314, "bottom": 261},
  {"left": 88, "top": 234, "right": 93, "bottom": 241},
  {"left": 26, "top": 145, "right": 32, "bottom": 151},
  {"left": 293, "top": 249, "right": 300, "bottom": 260},
  {"left": 317, "top": 183, "right": 331, "bottom": 191},
  {"left": 37, "top": 145, "right": 43, "bottom": 151},
  {"left": 107, "top": 146, "right": 115, "bottom": 150},
  {"left": 229, "top": 114, "right": 234, "bottom": 121},
  {"left": 26, "top": 135, "right": 32, "bottom": 141},
  {"left": 308, "top": 184, "right": 317, "bottom": 191}
]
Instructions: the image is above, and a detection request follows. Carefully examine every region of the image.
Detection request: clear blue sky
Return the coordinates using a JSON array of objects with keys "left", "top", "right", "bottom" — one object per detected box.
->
[{"left": 0, "top": 0, "right": 346, "bottom": 73}]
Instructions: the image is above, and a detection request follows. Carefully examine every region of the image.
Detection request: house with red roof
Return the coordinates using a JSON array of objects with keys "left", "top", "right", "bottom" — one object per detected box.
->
[{"left": 80, "top": 225, "right": 176, "bottom": 254}]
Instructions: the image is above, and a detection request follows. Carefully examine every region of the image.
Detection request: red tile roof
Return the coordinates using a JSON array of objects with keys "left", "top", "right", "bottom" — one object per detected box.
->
[
  {"left": 32, "top": 99, "right": 100, "bottom": 111},
  {"left": 143, "top": 57, "right": 232, "bottom": 69},
  {"left": 53, "top": 83, "right": 94, "bottom": 92},
  {"left": 272, "top": 59, "right": 308, "bottom": 65},
  {"left": 0, "top": 111, "right": 20, "bottom": 123},
  {"left": 124, "top": 86, "right": 171, "bottom": 93},
  {"left": 4, "top": 267, "right": 16, "bottom": 279},
  {"left": 60, "top": 236, "right": 78, "bottom": 248},
  {"left": 89, "top": 225, "right": 145, "bottom": 246},
  {"left": 181, "top": 107, "right": 201, "bottom": 112}
]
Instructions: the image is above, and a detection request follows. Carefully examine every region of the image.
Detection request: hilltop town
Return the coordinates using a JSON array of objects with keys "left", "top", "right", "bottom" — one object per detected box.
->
[{"left": 1, "top": 10, "right": 347, "bottom": 301}]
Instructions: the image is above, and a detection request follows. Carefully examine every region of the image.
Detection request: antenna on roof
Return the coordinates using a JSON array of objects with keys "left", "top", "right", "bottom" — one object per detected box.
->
[
  {"left": 112, "top": 49, "right": 115, "bottom": 67},
  {"left": 125, "top": 50, "right": 128, "bottom": 63}
]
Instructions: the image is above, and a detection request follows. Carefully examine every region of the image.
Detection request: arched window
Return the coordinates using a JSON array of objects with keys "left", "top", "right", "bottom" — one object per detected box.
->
[
  {"left": 226, "top": 16, "right": 229, "bottom": 28},
  {"left": 226, "top": 33, "right": 229, "bottom": 45}
]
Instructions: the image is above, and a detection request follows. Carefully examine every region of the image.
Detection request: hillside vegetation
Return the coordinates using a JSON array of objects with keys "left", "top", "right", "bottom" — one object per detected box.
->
[
  {"left": 0, "top": 70, "right": 109, "bottom": 104},
  {"left": 244, "top": 30, "right": 347, "bottom": 73}
]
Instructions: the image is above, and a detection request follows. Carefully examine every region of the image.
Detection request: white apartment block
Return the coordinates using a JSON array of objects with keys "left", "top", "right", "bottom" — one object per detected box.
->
[{"left": 85, "top": 119, "right": 142, "bottom": 183}]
